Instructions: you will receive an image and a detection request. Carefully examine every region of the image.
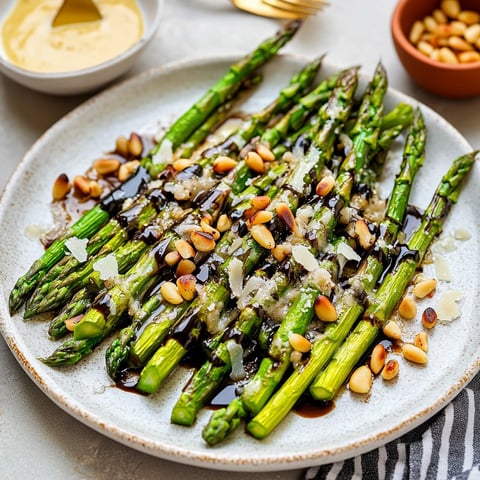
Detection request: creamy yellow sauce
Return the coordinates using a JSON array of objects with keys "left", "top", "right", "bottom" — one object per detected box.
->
[{"left": 2, "top": 0, "right": 144, "bottom": 73}]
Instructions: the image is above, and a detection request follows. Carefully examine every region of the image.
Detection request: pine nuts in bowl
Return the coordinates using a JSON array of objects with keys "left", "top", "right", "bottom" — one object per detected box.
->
[{"left": 391, "top": 0, "right": 480, "bottom": 98}]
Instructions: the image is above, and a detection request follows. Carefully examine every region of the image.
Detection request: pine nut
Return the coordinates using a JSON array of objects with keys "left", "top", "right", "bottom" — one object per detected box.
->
[
  {"left": 421, "top": 306, "right": 438, "bottom": 329},
  {"left": 290, "top": 350, "right": 303, "bottom": 367},
  {"left": 200, "top": 218, "right": 220, "bottom": 240},
  {"left": 370, "top": 343, "right": 387, "bottom": 375},
  {"left": 424, "top": 16, "right": 438, "bottom": 33},
  {"left": 383, "top": 320, "right": 402, "bottom": 340},
  {"left": 430, "top": 49, "right": 442, "bottom": 61},
  {"left": 190, "top": 230, "right": 216, "bottom": 252},
  {"left": 459, "top": 50, "right": 480, "bottom": 62},
  {"left": 436, "top": 23, "right": 454, "bottom": 37},
  {"left": 458, "top": 10, "right": 480, "bottom": 25},
  {"left": 52, "top": 173, "right": 71, "bottom": 201},
  {"left": 176, "top": 274, "right": 197, "bottom": 301},
  {"left": 315, "top": 175, "right": 335, "bottom": 196},
  {"left": 464, "top": 24, "right": 480, "bottom": 44},
  {"left": 250, "top": 224, "right": 275, "bottom": 249},
  {"left": 255, "top": 143, "right": 275, "bottom": 162},
  {"left": 398, "top": 295, "right": 417, "bottom": 320},
  {"left": 410, "top": 20, "right": 426, "bottom": 44},
  {"left": 433, "top": 9, "right": 448, "bottom": 24},
  {"left": 73, "top": 175, "right": 91, "bottom": 196},
  {"left": 127, "top": 132, "right": 143, "bottom": 157},
  {"left": 276, "top": 203, "right": 296, "bottom": 233},
  {"left": 381, "top": 359, "right": 399, "bottom": 380},
  {"left": 64, "top": 314, "right": 83, "bottom": 332},
  {"left": 173, "top": 158, "right": 195, "bottom": 172},
  {"left": 349, "top": 365, "right": 373, "bottom": 394},
  {"left": 354, "top": 219, "right": 375, "bottom": 250},
  {"left": 441, "top": 0, "right": 460, "bottom": 19},
  {"left": 414, "top": 331, "right": 429, "bottom": 352},
  {"left": 94, "top": 158, "right": 121, "bottom": 176},
  {"left": 160, "top": 281, "right": 184, "bottom": 305},
  {"left": 314, "top": 294, "right": 338, "bottom": 322},
  {"left": 403, "top": 343, "right": 428, "bottom": 364},
  {"left": 118, "top": 160, "right": 140, "bottom": 182},
  {"left": 115, "top": 135, "right": 129, "bottom": 157},
  {"left": 450, "top": 20, "right": 467, "bottom": 36},
  {"left": 245, "top": 151, "right": 265, "bottom": 174},
  {"left": 272, "top": 243, "right": 292, "bottom": 262},
  {"left": 175, "top": 239, "right": 195, "bottom": 259},
  {"left": 216, "top": 214, "right": 232, "bottom": 232},
  {"left": 213, "top": 155, "right": 237, "bottom": 174},
  {"left": 165, "top": 251, "right": 181, "bottom": 267},
  {"left": 448, "top": 35, "right": 473, "bottom": 50},
  {"left": 89, "top": 181, "right": 102, "bottom": 199},
  {"left": 288, "top": 332, "right": 312, "bottom": 353},
  {"left": 251, "top": 195, "right": 271, "bottom": 211},
  {"left": 250, "top": 210, "right": 274, "bottom": 225},
  {"left": 243, "top": 207, "right": 257, "bottom": 220},
  {"left": 418, "top": 40, "right": 435, "bottom": 56},
  {"left": 412, "top": 278, "right": 437, "bottom": 299},
  {"left": 176, "top": 258, "right": 196, "bottom": 277}
]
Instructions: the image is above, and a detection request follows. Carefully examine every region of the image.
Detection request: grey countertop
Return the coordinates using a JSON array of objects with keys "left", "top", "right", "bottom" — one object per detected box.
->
[{"left": 1, "top": 1, "right": 480, "bottom": 479}]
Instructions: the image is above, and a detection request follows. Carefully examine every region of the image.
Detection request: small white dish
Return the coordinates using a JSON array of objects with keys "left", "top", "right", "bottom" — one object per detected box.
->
[{"left": 0, "top": 0, "right": 163, "bottom": 95}]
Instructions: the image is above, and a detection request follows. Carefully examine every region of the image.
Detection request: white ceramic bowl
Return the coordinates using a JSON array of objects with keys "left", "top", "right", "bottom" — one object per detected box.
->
[{"left": 0, "top": 0, "right": 163, "bottom": 95}]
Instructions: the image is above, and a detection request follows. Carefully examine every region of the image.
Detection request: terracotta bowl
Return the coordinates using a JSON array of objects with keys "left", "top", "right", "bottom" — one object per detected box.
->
[{"left": 391, "top": 0, "right": 480, "bottom": 98}]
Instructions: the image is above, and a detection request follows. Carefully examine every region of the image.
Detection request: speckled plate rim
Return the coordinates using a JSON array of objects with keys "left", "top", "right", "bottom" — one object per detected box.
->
[{"left": 0, "top": 54, "right": 479, "bottom": 472}]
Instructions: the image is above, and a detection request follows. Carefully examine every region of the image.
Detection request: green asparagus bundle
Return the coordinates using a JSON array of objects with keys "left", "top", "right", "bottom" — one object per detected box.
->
[
  {"left": 309, "top": 150, "right": 476, "bottom": 402},
  {"left": 101, "top": 71, "right": 343, "bottom": 378},
  {"left": 246, "top": 107, "right": 427, "bottom": 438},
  {"left": 133, "top": 67, "right": 359, "bottom": 396},
  {"left": 201, "top": 63, "right": 388, "bottom": 445}
]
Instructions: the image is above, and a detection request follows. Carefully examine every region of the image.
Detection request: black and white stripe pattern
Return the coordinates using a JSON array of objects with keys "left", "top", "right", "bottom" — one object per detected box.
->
[{"left": 304, "top": 372, "right": 480, "bottom": 480}]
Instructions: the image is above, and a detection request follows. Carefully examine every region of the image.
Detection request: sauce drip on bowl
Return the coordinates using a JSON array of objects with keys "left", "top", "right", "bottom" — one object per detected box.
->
[{"left": 1, "top": 0, "right": 144, "bottom": 73}]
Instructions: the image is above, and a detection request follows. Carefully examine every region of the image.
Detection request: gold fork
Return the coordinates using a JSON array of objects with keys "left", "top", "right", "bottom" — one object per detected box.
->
[
  {"left": 52, "top": 0, "right": 102, "bottom": 27},
  {"left": 232, "top": 0, "right": 327, "bottom": 19}
]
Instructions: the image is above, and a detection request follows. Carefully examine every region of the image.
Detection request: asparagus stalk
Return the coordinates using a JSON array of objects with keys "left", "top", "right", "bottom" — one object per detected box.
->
[
  {"left": 310, "top": 150, "right": 477, "bottom": 402},
  {"left": 135, "top": 67, "right": 359, "bottom": 396},
  {"left": 246, "top": 108, "right": 426, "bottom": 438},
  {"left": 9, "top": 21, "right": 301, "bottom": 313}
]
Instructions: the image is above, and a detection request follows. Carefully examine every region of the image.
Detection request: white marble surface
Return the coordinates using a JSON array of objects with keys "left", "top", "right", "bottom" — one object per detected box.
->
[{"left": 1, "top": 1, "right": 479, "bottom": 479}]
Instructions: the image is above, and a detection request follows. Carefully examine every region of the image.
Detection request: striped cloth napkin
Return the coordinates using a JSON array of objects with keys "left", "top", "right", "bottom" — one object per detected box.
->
[{"left": 304, "top": 372, "right": 480, "bottom": 479}]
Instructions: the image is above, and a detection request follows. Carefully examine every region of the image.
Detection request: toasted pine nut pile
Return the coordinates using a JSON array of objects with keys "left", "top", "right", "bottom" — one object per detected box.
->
[{"left": 409, "top": 0, "right": 480, "bottom": 64}]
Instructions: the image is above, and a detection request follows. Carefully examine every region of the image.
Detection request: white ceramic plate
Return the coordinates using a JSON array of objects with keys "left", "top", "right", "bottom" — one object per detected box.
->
[{"left": 0, "top": 55, "right": 479, "bottom": 472}]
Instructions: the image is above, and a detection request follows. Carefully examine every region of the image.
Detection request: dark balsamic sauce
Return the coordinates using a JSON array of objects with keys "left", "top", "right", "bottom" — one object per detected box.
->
[
  {"left": 293, "top": 396, "right": 335, "bottom": 418},
  {"left": 100, "top": 166, "right": 150, "bottom": 216}
]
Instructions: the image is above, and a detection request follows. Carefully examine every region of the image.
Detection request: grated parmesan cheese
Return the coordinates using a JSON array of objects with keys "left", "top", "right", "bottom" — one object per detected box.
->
[
  {"left": 433, "top": 254, "right": 452, "bottom": 281},
  {"left": 437, "top": 290, "right": 463, "bottom": 322},
  {"left": 337, "top": 242, "right": 361, "bottom": 262},
  {"left": 151, "top": 138, "right": 173, "bottom": 165},
  {"left": 228, "top": 257, "right": 244, "bottom": 298},
  {"left": 226, "top": 340, "right": 245, "bottom": 381},
  {"left": 93, "top": 253, "right": 119, "bottom": 281},
  {"left": 65, "top": 237, "right": 88, "bottom": 262},
  {"left": 292, "top": 245, "right": 317, "bottom": 272}
]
